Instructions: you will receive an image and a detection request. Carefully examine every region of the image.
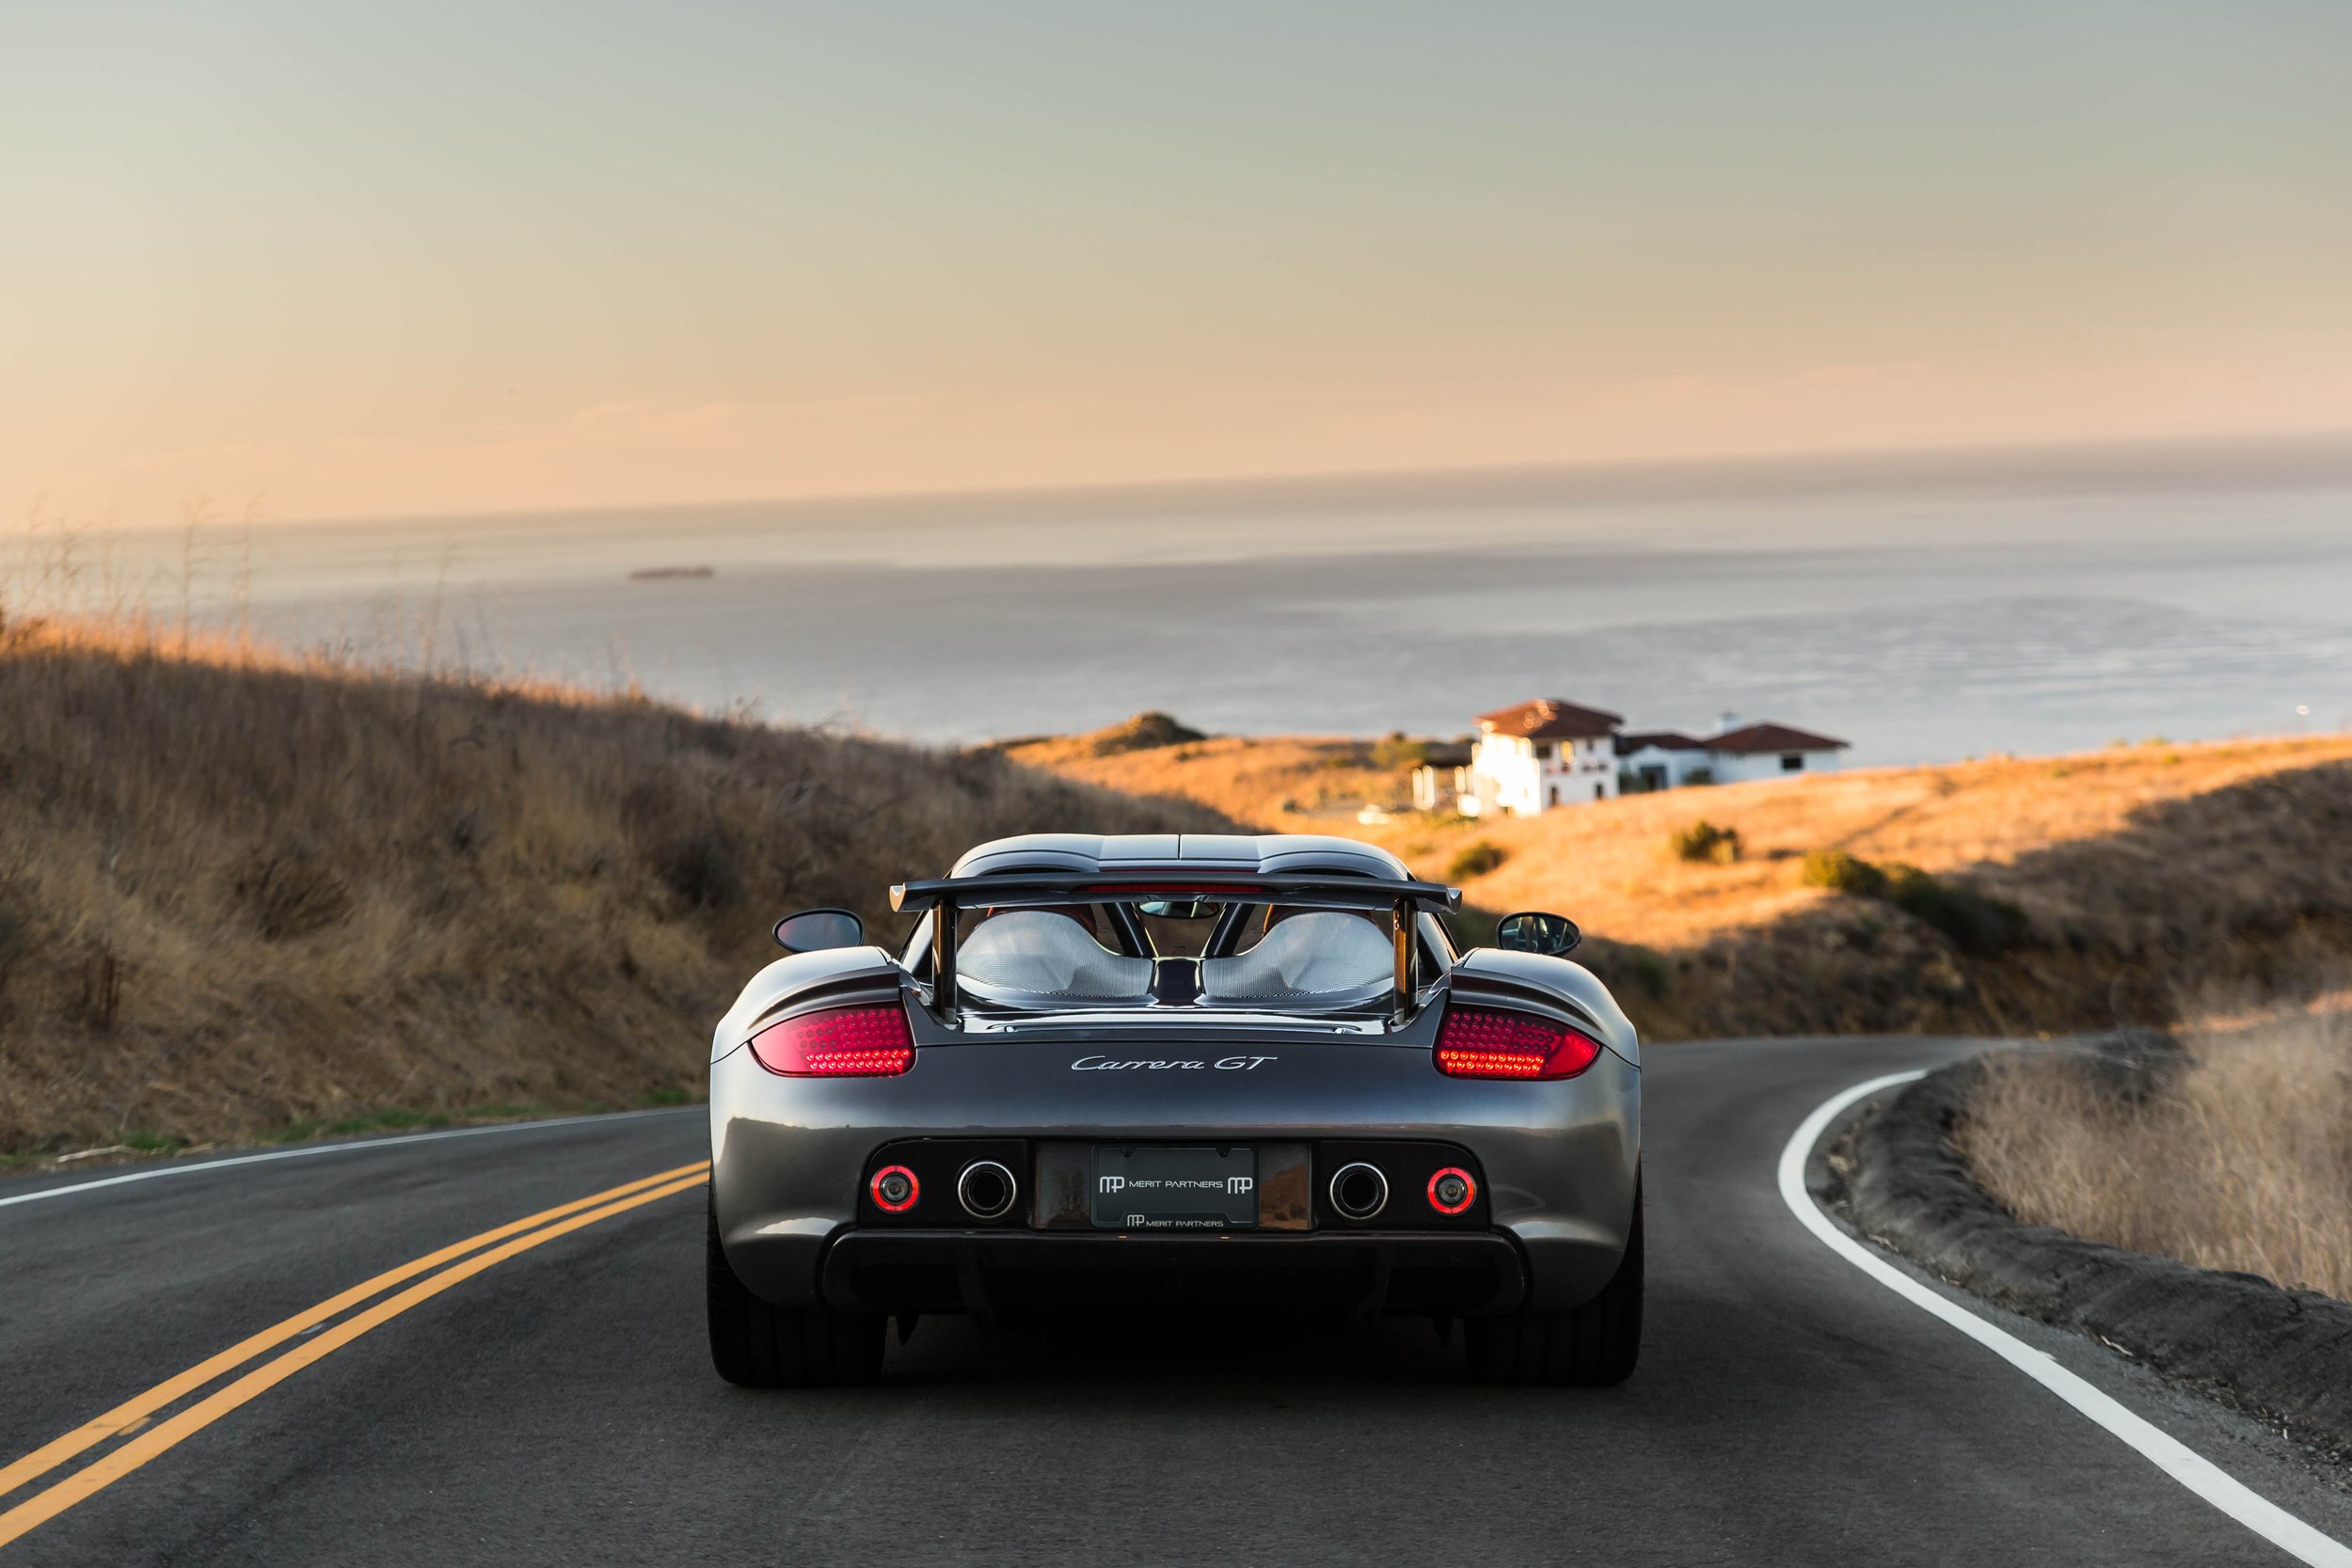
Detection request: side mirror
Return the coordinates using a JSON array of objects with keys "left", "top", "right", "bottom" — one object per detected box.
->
[
  {"left": 773, "top": 908, "right": 865, "bottom": 953},
  {"left": 1497, "top": 911, "right": 1581, "bottom": 956}
]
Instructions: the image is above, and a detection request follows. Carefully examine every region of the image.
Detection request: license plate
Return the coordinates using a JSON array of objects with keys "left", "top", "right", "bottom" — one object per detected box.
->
[{"left": 1090, "top": 1145, "right": 1257, "bottom": 1230}]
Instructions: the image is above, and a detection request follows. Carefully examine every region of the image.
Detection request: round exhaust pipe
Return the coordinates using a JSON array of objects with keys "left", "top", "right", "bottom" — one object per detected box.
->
[
  {"left": 1328, "top": 1162, "right": 1389, "bottom": 1221},
  {"left": 957, "top": 1160, "right": 1018, "bottom": 1221}
]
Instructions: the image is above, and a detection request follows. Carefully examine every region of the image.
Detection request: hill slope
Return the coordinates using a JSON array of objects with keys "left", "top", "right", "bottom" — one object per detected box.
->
[
  {"left": 0, "top": 622, "right": 1228, "bottom": 1155},
  {"left": 1011, "top": 721, "right": 2352, "bottom": 1038}
]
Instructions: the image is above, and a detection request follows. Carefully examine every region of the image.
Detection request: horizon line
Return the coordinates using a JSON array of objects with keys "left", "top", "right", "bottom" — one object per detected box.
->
[{"left": 60, "top": 422, "right": 2352, "bottom": 538}]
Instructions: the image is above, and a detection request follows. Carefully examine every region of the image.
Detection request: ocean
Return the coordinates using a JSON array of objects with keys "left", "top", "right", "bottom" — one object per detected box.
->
[{"left": 37, "top": 436, "right": 2352, "bottom": 768}]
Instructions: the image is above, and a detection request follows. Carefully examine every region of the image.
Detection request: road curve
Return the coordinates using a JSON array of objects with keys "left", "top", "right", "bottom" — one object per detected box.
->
[{"left": 3, "top": 1037, "right": 2346, "bottom": 1566}]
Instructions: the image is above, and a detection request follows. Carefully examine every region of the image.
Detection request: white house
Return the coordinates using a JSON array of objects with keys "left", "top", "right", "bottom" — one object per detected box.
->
[
  {"left": 1413, "top": 700, "right": 1851, "bottom": 815},
  {"left": 1700, "top": 721, "right": 1849, "bottom": 783},
  {"left": 1614, "top": 730, "right": 1711, "bottom": 793},
  {"left": 1465, "top": 699, "right": 1624, "bottom": 816},
  {"left": 1408, "top": 739, "right": 1475, "bottom": 812}
]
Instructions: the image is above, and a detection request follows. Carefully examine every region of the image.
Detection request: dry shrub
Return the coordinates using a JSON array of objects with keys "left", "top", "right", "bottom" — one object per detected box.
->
[
  {"left": 1802, "top": 847, "right": 1884, "bottom": 895},
  {"left": 1088, "top": 710, "right": 1204, "bottom": 756},
  {"left": 1958, "top": 1007, "right": 2352, "bottom": 1299},
  {"left": 0, "top": 617, "right": 1230, "bottom": 1152},
  {"left": 1448, "top": 840, "right": 1507, "bottom": 879},
  {"left": 1371, "top": 733, "right": 1428, "bottom": 772},
  {"left": 231, "top": 844, "right": 354, "bottom": 941},
  {"left": 1878, "top": 866, "right": 2026, "bottom": 959},
  {"left": 1795, "top": 847, "right": 2027, "bottom": 964},
  {"left": 1671, "top": 821, "right": 1741, "bottom": 864}
]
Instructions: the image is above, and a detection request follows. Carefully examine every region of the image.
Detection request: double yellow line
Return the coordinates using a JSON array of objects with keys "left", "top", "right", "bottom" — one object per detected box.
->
[{"left": 0, "top": 1159, "right": 708, "bottom": 1549}]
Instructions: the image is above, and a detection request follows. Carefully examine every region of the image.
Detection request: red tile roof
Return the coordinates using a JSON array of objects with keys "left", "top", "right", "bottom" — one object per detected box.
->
[
  {"left": 1474, "top": 698, "right": 1624, "bottom": 741},
  {"left": 1705, "top": 721, "right": 1849, "bottom": 754},
  {"left": 1615, "top": 729, "right": 1705, "bottom": 755}
]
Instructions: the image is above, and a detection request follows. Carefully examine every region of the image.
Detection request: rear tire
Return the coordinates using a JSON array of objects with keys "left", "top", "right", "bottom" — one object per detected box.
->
[
  {"left": 1465, "top": 1176, "right": 1643, "bottom": 1386},
  {"left": 707, "top": 1199, "right": 885, "bottom": 1386}
]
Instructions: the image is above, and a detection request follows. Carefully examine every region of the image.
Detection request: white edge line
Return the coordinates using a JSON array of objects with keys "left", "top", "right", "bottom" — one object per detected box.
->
[
  {"left": 1781, "top": 1070, "right": 2352, "bottom": 1568},
  {"left": 0, "top": 1106, "right": 699, "bottom": 1211}
]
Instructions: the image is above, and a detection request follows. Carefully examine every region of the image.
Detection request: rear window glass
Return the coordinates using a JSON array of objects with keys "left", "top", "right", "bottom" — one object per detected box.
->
[{"left": 947, "top": 899, "right": 1411, "bottom": 1011}]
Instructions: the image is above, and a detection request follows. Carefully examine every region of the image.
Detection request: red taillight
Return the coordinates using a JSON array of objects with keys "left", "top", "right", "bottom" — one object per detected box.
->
[
  {"left": 1435, "top": 1007, "right": 1602, "bottom": 1080},
  {"left": 748, "top": 1005, "right": 914, "bottom": 1077}
]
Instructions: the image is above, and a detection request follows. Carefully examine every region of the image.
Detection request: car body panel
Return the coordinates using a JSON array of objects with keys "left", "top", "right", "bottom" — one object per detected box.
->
[{"left": 1452, "top": 948, "right": 1641, "bottom": 1069}]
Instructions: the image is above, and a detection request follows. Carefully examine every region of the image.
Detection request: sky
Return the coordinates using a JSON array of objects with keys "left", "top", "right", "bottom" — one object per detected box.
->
[{"left": 6, "top": 1, "right": 2352, "bottom": 528}]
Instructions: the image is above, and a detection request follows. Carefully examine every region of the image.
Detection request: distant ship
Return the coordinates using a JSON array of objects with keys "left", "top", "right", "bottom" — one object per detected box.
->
[{"left": 627, "top": 565, "right": 716, "bottom": 581}]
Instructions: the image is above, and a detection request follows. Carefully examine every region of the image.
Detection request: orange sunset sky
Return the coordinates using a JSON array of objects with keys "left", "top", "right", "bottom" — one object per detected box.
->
[{"left": 7, "top": 4, "right": 2351, "bottom": 527}]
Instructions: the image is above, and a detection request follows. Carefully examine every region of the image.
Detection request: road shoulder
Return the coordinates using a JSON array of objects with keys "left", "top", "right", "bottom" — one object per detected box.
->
[{"left": 1828, "top": 1050, "right": 2352, "bottom": 1465}]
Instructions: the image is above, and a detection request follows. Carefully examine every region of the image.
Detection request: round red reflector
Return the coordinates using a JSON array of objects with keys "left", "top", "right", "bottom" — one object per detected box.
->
[
  {"left": 1427, "top": 1166, "right": 1476, "bottom": 1215},
  {"left": 870, "top": 1164, "right": 920, "bottom": 1212}
]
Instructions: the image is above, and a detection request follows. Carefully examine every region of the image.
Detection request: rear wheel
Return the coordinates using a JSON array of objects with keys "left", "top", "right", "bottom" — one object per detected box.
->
[
  {"left": 707, "top": 1199, "right": 885, "bottom": 1386},
  {"left": 1465, "top": 1177, "right": 1643, "bottom": 1386}
]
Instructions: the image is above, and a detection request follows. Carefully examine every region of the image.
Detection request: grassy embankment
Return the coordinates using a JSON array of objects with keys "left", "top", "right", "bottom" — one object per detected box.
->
[
  {"left": 0, "top": 621, "right": 1225, "bottom": 1161},
  {"left": 1960, "top": 998, "right": 2352, "bottom": 1299},
  {"left": 1009, "top": 718, "right": 2352, "bottom": 1038}
]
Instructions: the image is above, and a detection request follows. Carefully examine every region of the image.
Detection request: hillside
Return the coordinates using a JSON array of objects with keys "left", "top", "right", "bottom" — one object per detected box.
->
[
  {"left": 9, "top": 633, "right": 2348, "bottom": 1159},
  {"left": 1009, "top": 719, "right": 2352, "bottom": 1037},
  {"left": 0, "top": 621, "right": 1228, "bottom": 1157}
]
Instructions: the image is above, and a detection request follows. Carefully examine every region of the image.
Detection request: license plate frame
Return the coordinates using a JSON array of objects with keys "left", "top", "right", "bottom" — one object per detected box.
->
[{"left": 1089, "top": 1145, "right": 1258, "bottom": 1230}]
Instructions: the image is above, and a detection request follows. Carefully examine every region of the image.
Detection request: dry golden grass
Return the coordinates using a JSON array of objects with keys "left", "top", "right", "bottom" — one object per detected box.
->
[
  {"left": 1019, "top": 716, "right": 2352, "bottom": 1040},
  {"left": 1003, "top": 730, "right": 1414, "bottom": 827},
  {"left": 0, "top": 616, "right": 1226, "bottom": 1154},
  {"left": 1959, "top": 1002, "right": 2352, "bottom": 1299},
  {"left": 1017, "top": 726, "right": 2352, "bottom": 951}
]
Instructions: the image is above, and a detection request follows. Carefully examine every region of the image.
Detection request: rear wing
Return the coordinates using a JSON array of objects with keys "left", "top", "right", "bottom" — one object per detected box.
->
[{"left": 889, "top": 871, "right": 1462, "bottom": 1024}]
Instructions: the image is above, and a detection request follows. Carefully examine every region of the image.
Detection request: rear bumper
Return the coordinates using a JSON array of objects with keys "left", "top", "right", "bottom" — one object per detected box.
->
[
  {"left": 710, "top": 1037, "right": 1638, "bottom": 1316},
  {"left": 804, "top": 1228, "right": 1528, "bottom": 1319}
]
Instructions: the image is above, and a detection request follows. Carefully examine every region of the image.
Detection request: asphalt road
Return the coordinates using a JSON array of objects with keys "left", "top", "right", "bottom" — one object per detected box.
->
[{"left": 4, "top": 1036, "right": 2348, "bottom": 1566}]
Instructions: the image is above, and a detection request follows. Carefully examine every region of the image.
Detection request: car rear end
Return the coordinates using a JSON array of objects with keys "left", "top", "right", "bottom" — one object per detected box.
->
[
  {"left": 705, "top": 843, "right": 1642, "bottom": 1386},
  {"left": 709, "top": 978, "right": 1637, "bottom": 1326}
]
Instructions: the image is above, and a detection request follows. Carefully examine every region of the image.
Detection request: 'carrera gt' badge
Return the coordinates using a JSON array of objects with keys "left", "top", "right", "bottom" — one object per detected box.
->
[{"left": 1069, "top": 1055, "right": 1275, "bottom": 1072}]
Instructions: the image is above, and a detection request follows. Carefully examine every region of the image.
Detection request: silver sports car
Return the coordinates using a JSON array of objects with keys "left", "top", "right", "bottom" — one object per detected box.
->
[{"left": 706, "top": 832, "right": 1641, "bottom": 1386}]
